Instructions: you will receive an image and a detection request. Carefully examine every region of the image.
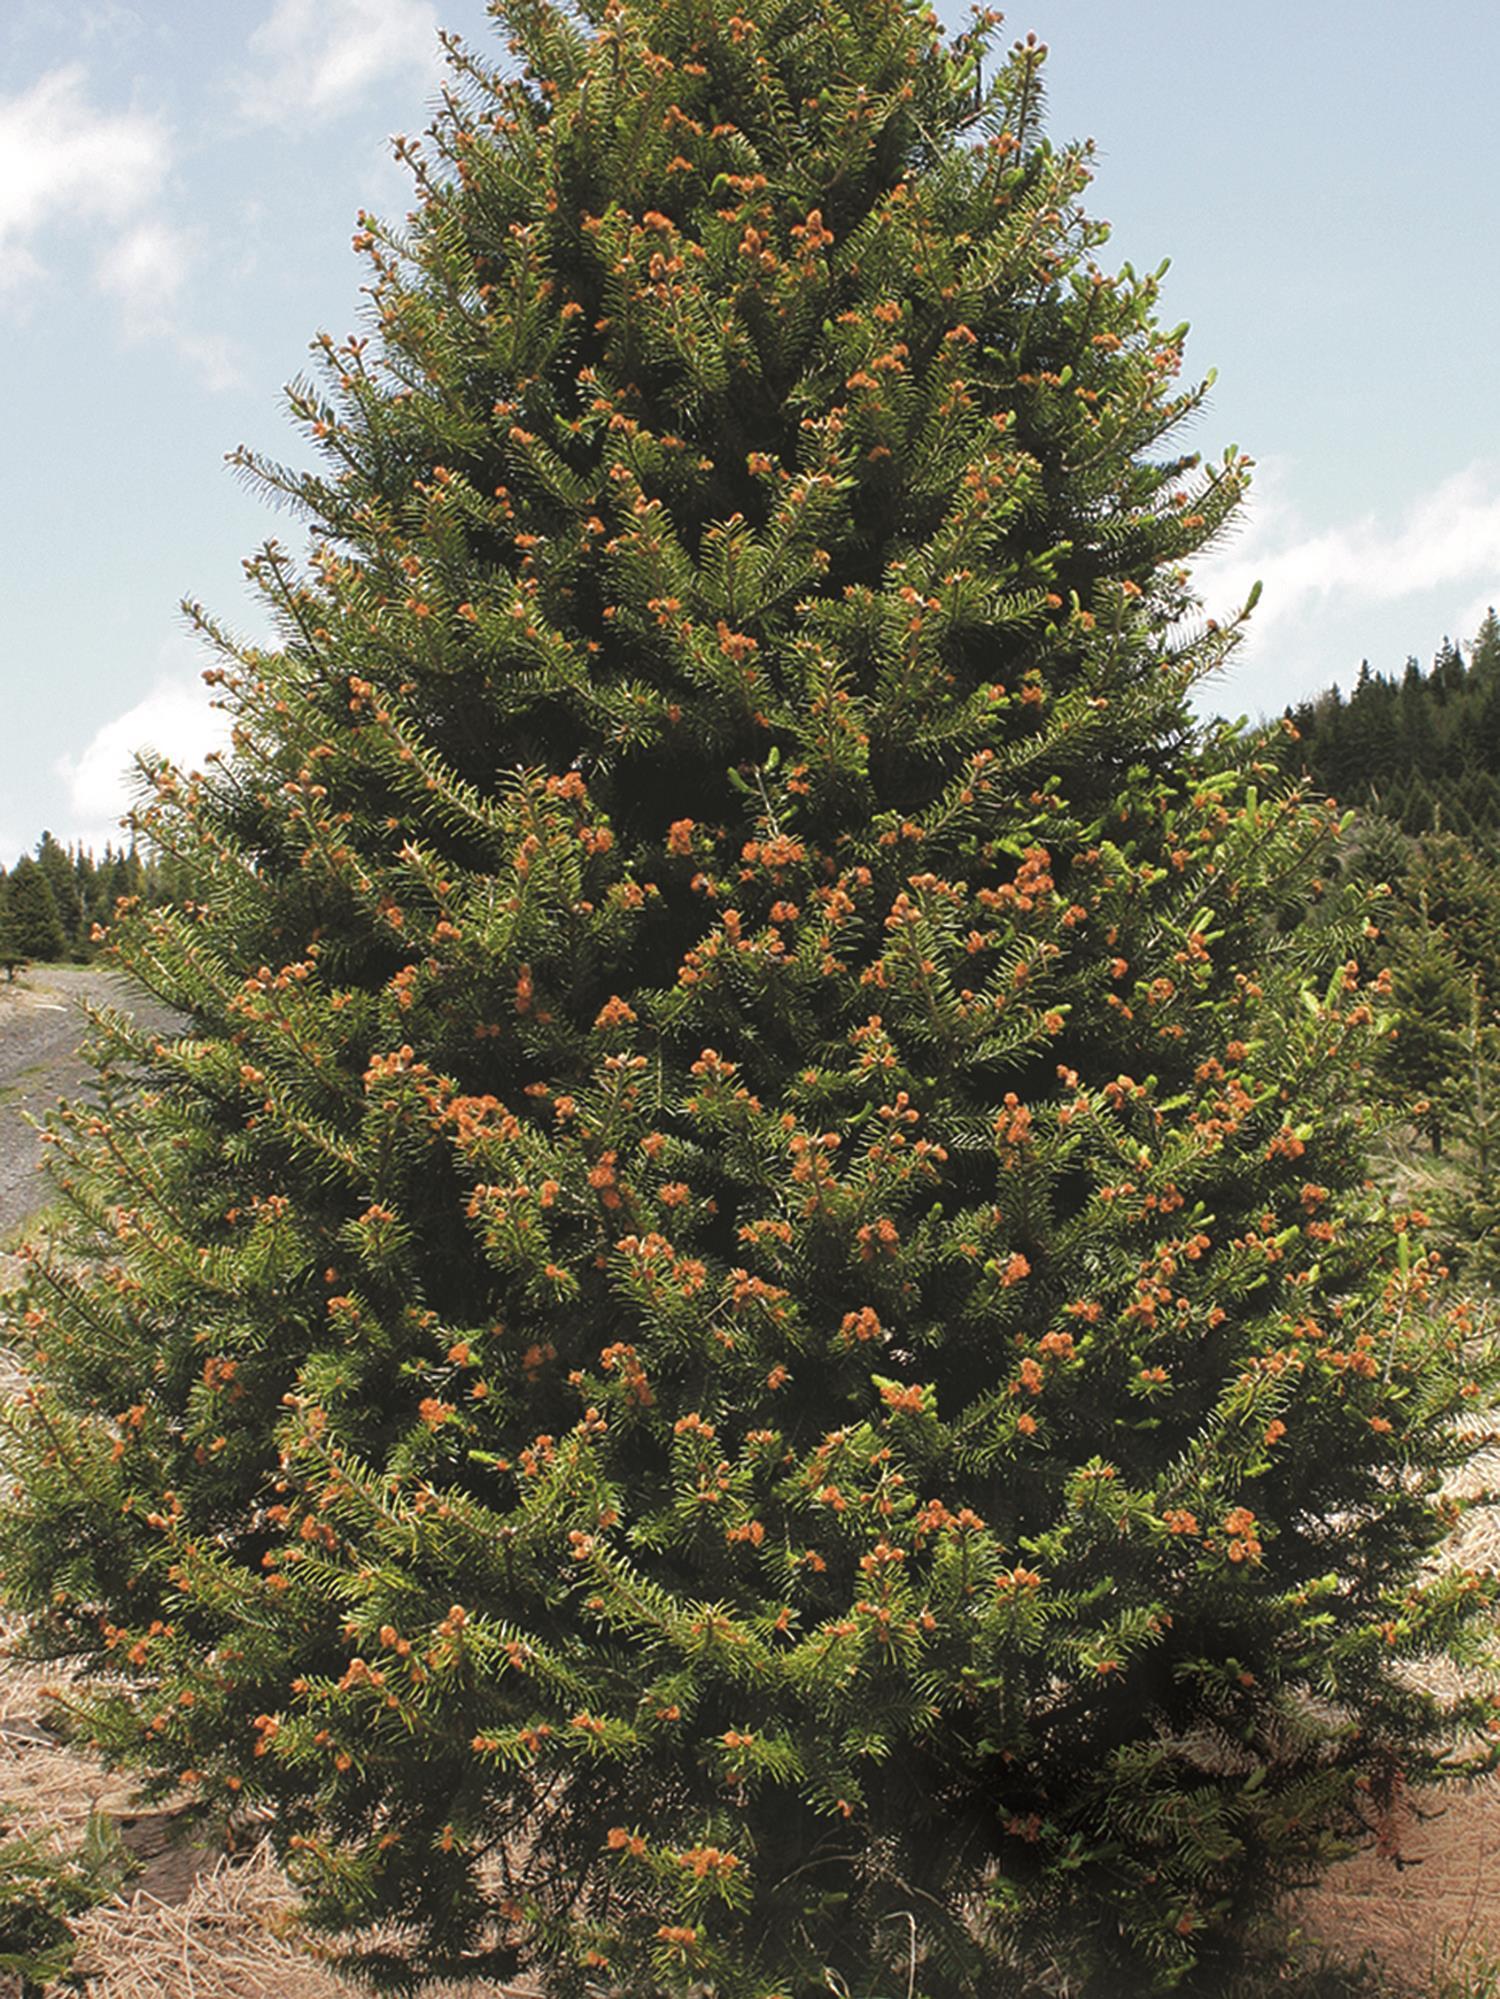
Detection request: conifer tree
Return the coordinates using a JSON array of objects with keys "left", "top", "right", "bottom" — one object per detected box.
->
[
  {"left": 1380, "top": 920, "right": 1467, "bottom": 1152},
  {"left": 35, "top": 832, "right": 84, "bottom": 957},
  {"left": 1422, "top": 971, "right": 1500, "bottom": 1291},
  {"left": 1471, "top": 607, "right": 1500, "bottom": 688},
  {"left": 3, "top": 855, "right": 66, "bottom": 964},
  {"left": 0, "top": 873, "right": 22, "bottom": 979},
  {"left": 4, "top": 3, "right": 1498, "bottom": 1994}
]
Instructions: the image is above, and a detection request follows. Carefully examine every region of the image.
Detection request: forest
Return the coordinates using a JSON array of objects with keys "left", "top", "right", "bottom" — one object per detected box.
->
[
  {"left": 1284, "top": 607, "right": 1500, "bottom": 839},
  {"left": 0, "top": 834, "right": 171, "bottom": 971}
]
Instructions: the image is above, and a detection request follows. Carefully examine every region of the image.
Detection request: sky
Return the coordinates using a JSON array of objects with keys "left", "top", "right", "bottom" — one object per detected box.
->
[{"left": 2, "top": 0, "right": 1498, "bottom": 865}]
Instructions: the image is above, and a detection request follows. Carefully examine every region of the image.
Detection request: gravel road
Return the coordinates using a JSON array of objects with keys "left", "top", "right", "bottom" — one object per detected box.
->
[{"left": 0, "top": 965, "right": 184, "bottom": 1245}]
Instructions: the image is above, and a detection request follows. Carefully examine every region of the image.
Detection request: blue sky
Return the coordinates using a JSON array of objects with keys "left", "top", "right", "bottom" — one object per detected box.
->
[{"left": 3, "top": 0, "right": 1498, "bottom": 864}]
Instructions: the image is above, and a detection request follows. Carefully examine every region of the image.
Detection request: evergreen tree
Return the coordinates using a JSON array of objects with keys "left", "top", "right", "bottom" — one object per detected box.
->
[
  {"left": 1475, "top": 676, "right": 1500, "bottom": 777},
  {"left": 1399, "top": 775, "right": 1435, "bottom": 836},
  {"left": 1345, "top": 664, "right": 1399, "bottom": 777},
  {"left": 34, "top": 831, "right": 84, "bottom": 956},
  {"left": 1337, "top": 807, "right": 1409, "bottom": 894},
  {"left": 0, "top": 1811, "right": 128, "bottom": 1994},
  {"left": 1398, "top": 657, "right": 1438, "bottom": 777},
  {"left": 3, "top": 5, "right": 1497, "bottom": 1996},
  {"left": 105, "top": 845, "right": 146, "bottom": 919},
  {"left": 1402, "top": 832, "right": 1500, "bottom": 994},
  {"left": 0, "top": 872, "right": 22, "bottom": 979},
  {"left": 1469, "top": 767, "right": 1500, "bottom": 839},
  {"left": 3, "top": 855, "right": 66, "bottom": 963},
  {"left": 1428, "top": 972, "right": 1500, "bottom": 1289},
  {"left": 0, "top": 837, "right": 173, "bottom": 965},
  {"left": 74, "top": 845, "right": 100, "bottom": 938},
  {"left": 1470, "top": 607, "right": 1500, "bottom": 688},
  {"left": 1432, "top": 635, "right": 1466, "bottom": 702},
  {"left": 1379, "top": 920, "right": 1467, "bottom": 1152}
]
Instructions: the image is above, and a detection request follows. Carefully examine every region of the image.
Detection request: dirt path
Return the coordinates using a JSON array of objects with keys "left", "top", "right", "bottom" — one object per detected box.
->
[{"left": 0, "top": 965, "right": 184, "bottom": 1246}]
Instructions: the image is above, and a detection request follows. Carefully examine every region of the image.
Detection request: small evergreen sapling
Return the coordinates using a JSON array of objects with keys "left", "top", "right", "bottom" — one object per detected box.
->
[
  {"left": 0, "top": 1813, "right": 129, "bottom": 1995},
  {"left": 3, "top": 1, "right": 1498, "bottom": 1993}
]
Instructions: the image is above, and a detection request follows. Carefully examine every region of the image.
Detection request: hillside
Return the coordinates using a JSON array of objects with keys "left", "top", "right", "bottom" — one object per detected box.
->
[{"left": 1283, "top": 608, "right": 1500, "bottom": 837}]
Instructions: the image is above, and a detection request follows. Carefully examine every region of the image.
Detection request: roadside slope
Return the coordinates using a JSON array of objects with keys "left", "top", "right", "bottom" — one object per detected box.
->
[{"left": 0, "top": 966, "right": 184, "bottom": 1245}]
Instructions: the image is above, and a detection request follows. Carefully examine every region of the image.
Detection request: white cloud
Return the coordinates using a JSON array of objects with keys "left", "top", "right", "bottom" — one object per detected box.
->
[
  {"left": 0, "top": 66, "right": 169, "bottom": 272},
  {"left": 174, "top": 331, "right": 245, "bottom": 394},
  {"left": 0, "top": 65, "right": 240, "bottom": 388},
  {"left": 78, "top": 3, "right": 151, "bottom": 45},
  {"left": 94, "top": 219, "right": 246, "bottom": 387},
  {"left": 3, "top": 3, "right": 149, "bottom": 52},
  {"left": 96, "top": 218, "right": 190, "bottom": 325},
  {"left": 238, "top": 0, "right": 441, "bottom": 125},
  {"left": 1196, "top": 461, "right": 1500, "bottom": 715},
  {"left": 56, "top": 674, "right": 231, "bottom": 846},
  {"left": 1203, "top": 464, "right": 1500, "bottom": 635},
  {"left": 1451, "top": 588, "right": 1500, "bottom": 655}
]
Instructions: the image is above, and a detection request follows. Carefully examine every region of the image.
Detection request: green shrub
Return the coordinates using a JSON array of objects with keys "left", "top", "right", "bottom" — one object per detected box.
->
[{"left": 3, "top": 1, "right": 1497, "bottom": 1993}]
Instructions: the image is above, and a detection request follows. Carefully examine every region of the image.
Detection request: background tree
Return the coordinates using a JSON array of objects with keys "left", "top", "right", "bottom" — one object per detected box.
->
[
  {"left": 1472, "top": 607, "right": 1500, "bottom": 685},
  {"left": 1378, "top": 914, "right": 1467, "bottom": 1151},
  {"left": 1422, "top": 972, "right": 1500, "bottom": 1291},
  {"left": 0, "top": 871, "right": 21, "bottom": 980},
  {"left": 3, "top": 855, "right": 66, "bottom": 965},
  {"left": 1368, "top": 830, "right": 1500, "bottom": 1151},
  {"left": 3, "top": 4, "right": 1496, "bottom": 1996},
  {"left": 34, "top": 832, "right": 85, "bottom": 960}
]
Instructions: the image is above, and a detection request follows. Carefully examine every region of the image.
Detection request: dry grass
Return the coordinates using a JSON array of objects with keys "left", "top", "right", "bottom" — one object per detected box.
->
[
  {"left": 62, "top": 1842, "right": 545, "bottom": 1999},
  {"left": 0, "top": 1626, "right": 535, "bottom": 1997},
  {"left": 66, "top": 1842, "right": 364, "bottom": 1999}
]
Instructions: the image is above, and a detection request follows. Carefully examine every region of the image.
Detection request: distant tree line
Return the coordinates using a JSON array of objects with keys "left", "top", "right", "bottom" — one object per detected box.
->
[
  {"left": 0, "top": 834, "right": 175, "bottom": 975},
  {"left": 1283, "top": 606, "right": 1500, "bottom": 839}
]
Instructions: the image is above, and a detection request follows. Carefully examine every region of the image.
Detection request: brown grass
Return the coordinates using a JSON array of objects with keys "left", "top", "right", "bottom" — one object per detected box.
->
[{"left": 0, "top": 1613, "right": 533, "bottom": 1996}]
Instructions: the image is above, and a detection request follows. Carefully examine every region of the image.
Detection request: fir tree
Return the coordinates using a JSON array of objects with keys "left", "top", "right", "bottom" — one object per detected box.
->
[
  {"left": 1425, "top": 971, "right": 1500, "bottom": 1290},
  {"left": 1379, "top": 919, "right": 1467, "bottom": 1152},
  {"left": 0, "top": 873, "right": 22, "bottom": 980},
  {"left": 3, "top": 855, "right": 66, "bottom": 964},
  {"left": 74, "top": 845, "right": 101, "bottom": 938},
  {"left": 1471, "top": 607, "right": 1500, "bottom": 688},
  {"left": 3, "top": 4, "right": 1497, "bottom": 1995},
  {"left": 1399, "top": 776, "right": 1436, "bottom": 836},
  {"left": 1432, "top": 635, "right": 1466, "bottom": 702},
  {"left": 1339, "top": 809, "right": 1409, "bottom": 895},
  {"left": 35, "top": 832, "right": 84, "bottom": 957},
  {"left": 0, "top": 1811, "right": 128, "bottom": 1995},
  {"left": 1400, "top": 832, "right": 1500, "bottom": 999},
  {"left": 1398, "top": 658, "right": 1438, "bottom": 776}
]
